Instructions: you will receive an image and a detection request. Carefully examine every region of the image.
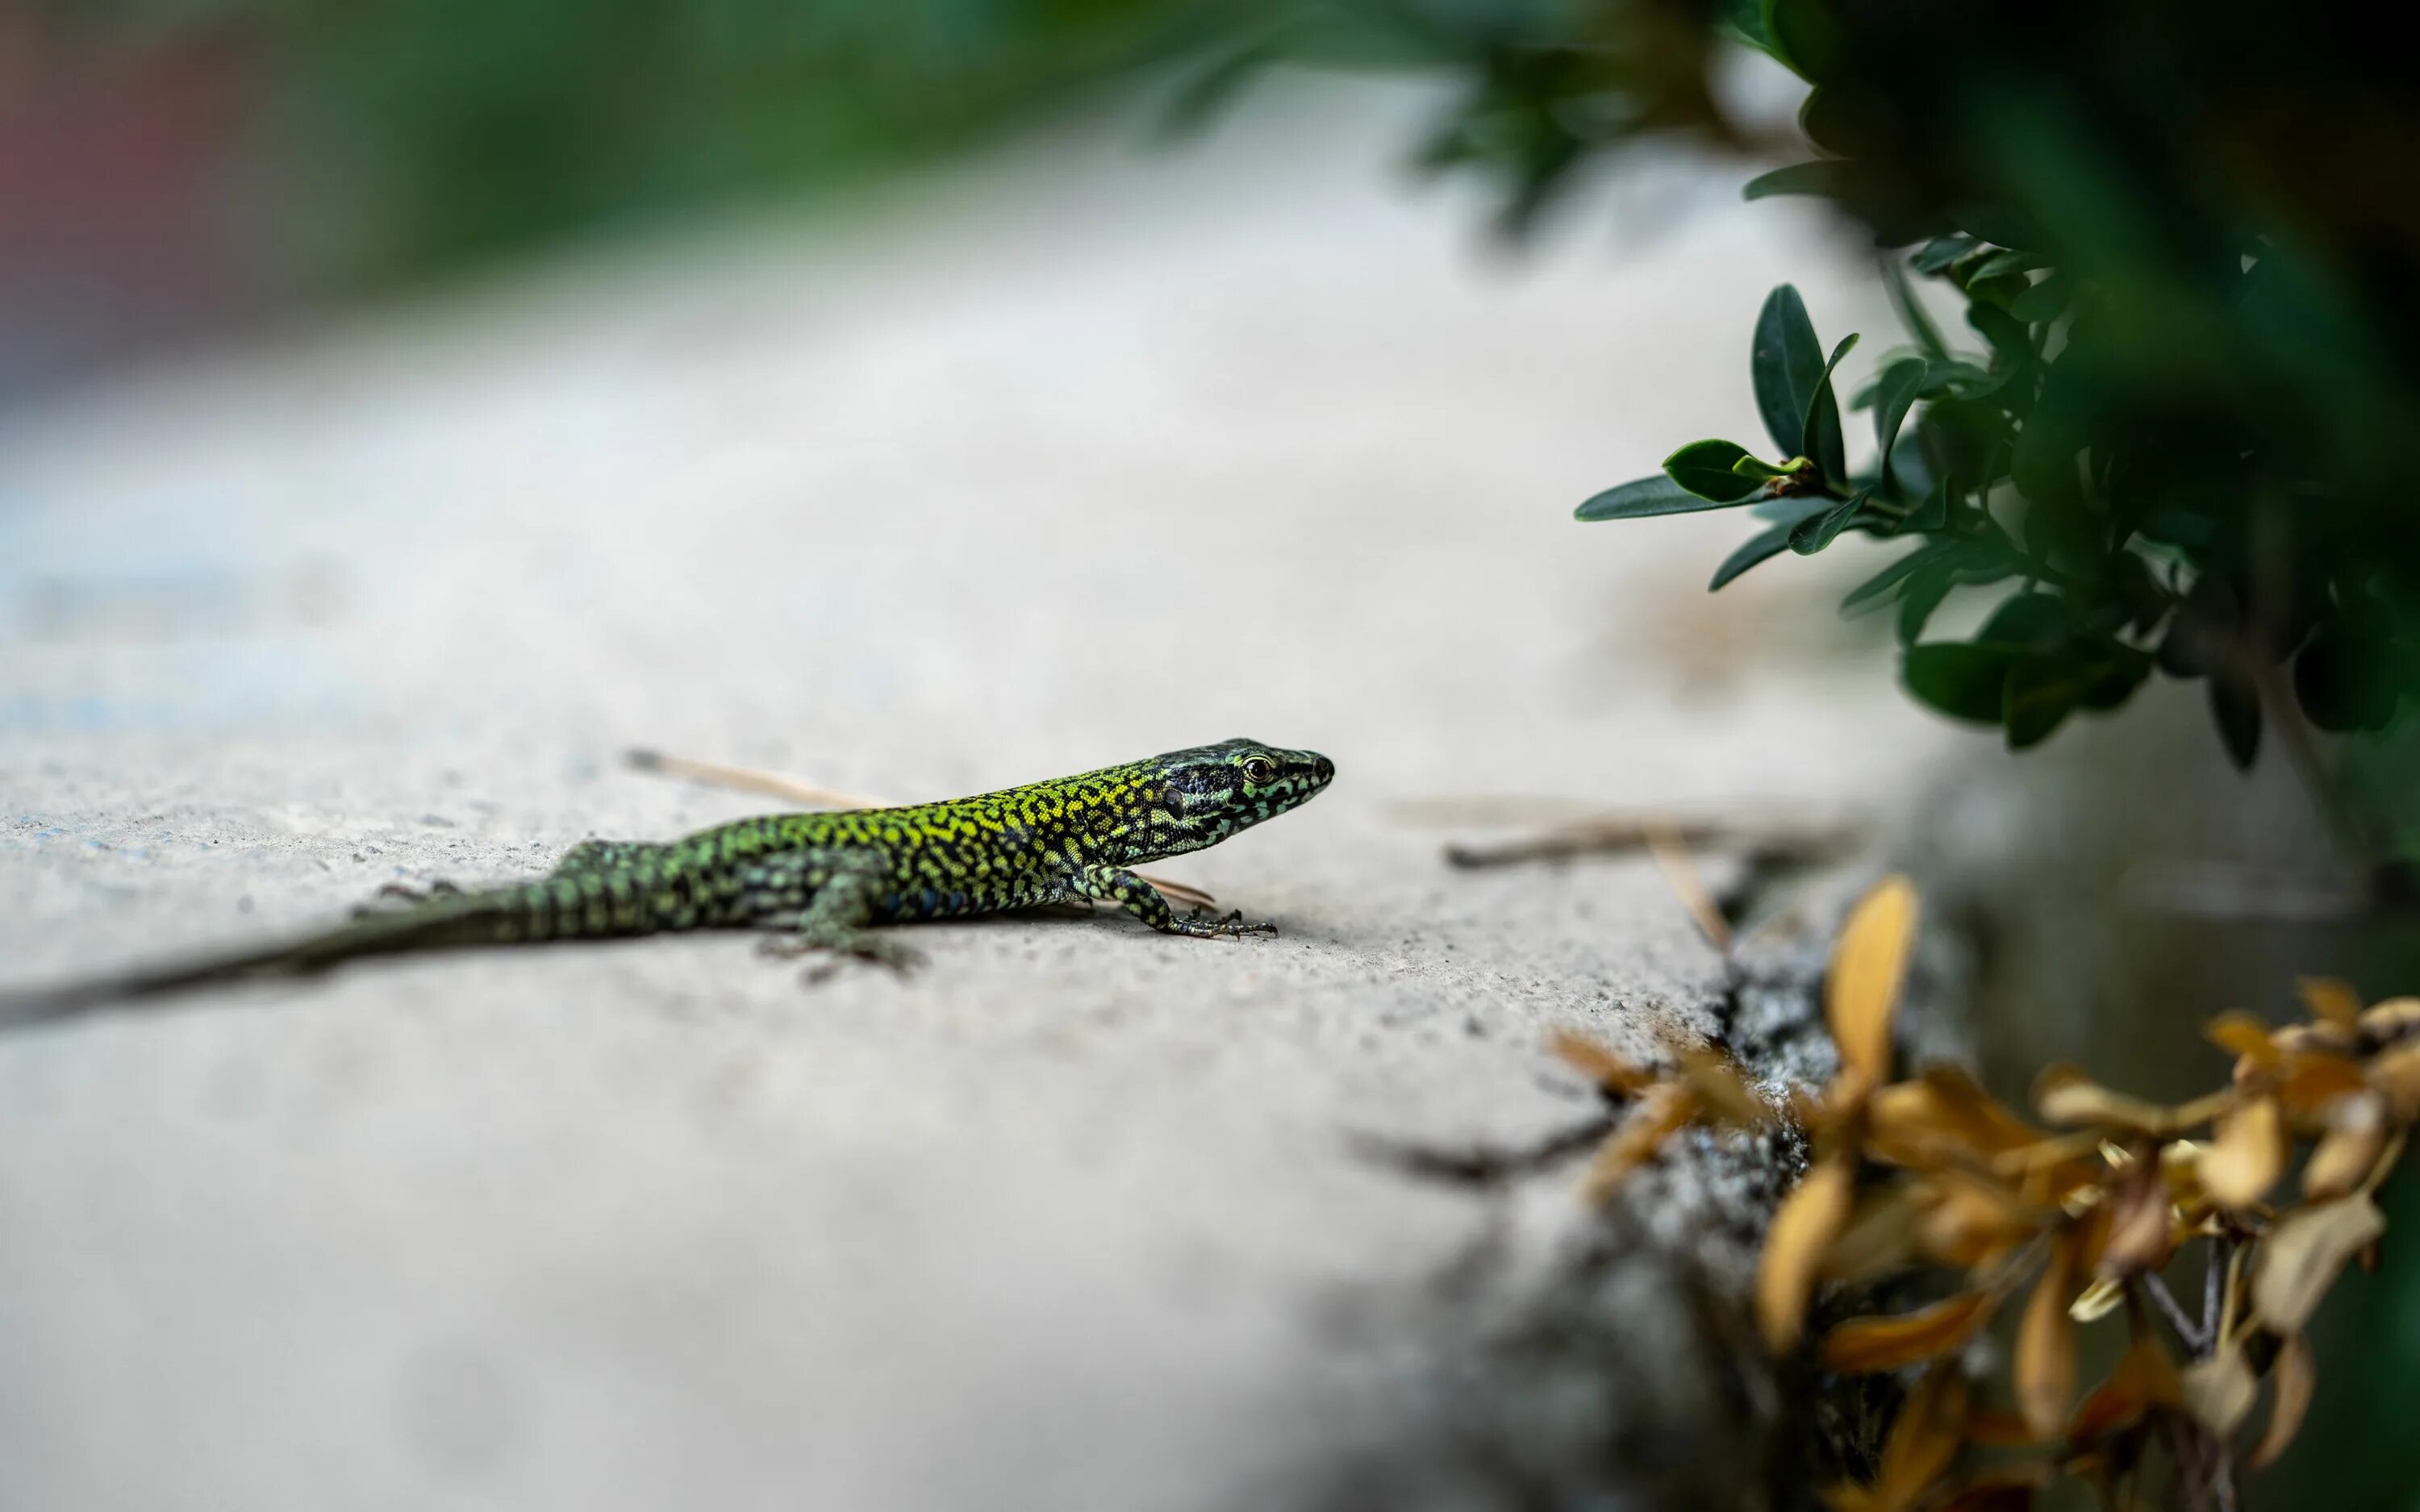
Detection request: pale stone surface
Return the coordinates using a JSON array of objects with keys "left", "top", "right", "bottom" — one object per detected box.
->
[{"left": 0, "top": 80, "right": 1954, "bottom": 1510}]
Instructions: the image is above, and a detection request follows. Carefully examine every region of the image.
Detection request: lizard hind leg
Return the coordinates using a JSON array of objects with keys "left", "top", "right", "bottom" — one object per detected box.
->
[{"left": 746, "top": 850, "right": 924, "bottom": 979}]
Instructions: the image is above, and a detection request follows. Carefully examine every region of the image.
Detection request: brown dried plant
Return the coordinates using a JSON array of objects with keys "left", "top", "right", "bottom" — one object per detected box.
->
[{"left": 1553, "top": 874, "right": 2413, "bottom": 1511}]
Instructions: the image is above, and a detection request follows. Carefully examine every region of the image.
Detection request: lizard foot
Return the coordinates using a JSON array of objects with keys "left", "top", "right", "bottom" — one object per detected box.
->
[
  {"left": 352, "top": 879, "right": 464, "bottom": 916},
  {"left": 757, "top": 931, "right": 924, "bottom": 980},
  {"left": 1173, "top": 907, "right": 1278, "bottom": 940}
]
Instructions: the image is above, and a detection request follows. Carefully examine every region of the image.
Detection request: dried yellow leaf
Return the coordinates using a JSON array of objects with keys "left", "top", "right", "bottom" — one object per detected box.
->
[
  {"left": 2253, "top": 1193, "right": 2386, "bottom": 1332},
  {"left": 2180, "top": 1344, "right": 2259, "bottom": 1435},
  {"left": 1549, "top": 1029, "right": 1660, "bottom": 1097},
  {"left": 2014, "top": 1235, "right": 2078, "bottom": 1441},
  {"left": 1579, "top": 1081, "right": 1696, "bottom": 1205},
  {"left": 1676, "top": 1045, "right": 1772, "bottom": 1127},
  {"left": 2249, "top": 1331, "right": 2316, "bottom": 1469},
  {"left": 1935, "top": 1468, "right": 2050, "bottom": 1512},
  {"left": 2304, "top": 1092, "right": 2389, "bottom": 1202},
  {"left": 2198, "top": 1094, "right": 2287, "bottom": 1210},
  {"left": 2359, "top": 996, "right": 2420, "bottom": 1043},
  {"left": 2097, "top": 1154, "right": 2176, "bottom": 1277},
  {"left": 2067, "top": 1276, "right": 2125, "bottom": 1322},
  {"left": 1876, "top": 1365, "right": 1970, "bottom": 1510},
  {"left": 2032, "top": 1064, "right": 2187, "bottom": 1135},
  {"left": 1828, "top": 876, "right": 1918, "bottom": 1088},
  {"left": 1821, "top": 1291, "right": 1999, "bottom": 1374},
  {"left": 2278, "top": 1053, "right": 2372, "bottom": 1123},
  {"left": 1759, "top": 1152, "right": 1855, "bottom": 1351},
  {"left": 1819, "top": 1184, "right": 1922, "bottom": 1285},
  {"left": 2298, "top": 977, "right": 2364, "bottom": 1029},
  {"left": 1912, "top": 1173, "right": 2043, "bottom": 1271},
  {"left": 2070, "top": 1332, "right": 2182, "bottom": 1443},
  {"left": 2205, "top": 1010, "right": 2282, "bottom": 1067},
  {"left": 2368, "top": 1040, "right": 2420, "bottom": 1122}
]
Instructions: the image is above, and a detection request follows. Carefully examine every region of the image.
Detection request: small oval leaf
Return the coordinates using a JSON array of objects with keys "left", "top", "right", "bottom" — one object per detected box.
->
[{"left": 1577, "top": 475, "right": 1756, "bottom": 521}]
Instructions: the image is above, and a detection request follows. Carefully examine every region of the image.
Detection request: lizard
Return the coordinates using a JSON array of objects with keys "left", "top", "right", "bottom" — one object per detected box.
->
[{"left": 0, "top": 738, "right": 1334, "bottom": 1027}]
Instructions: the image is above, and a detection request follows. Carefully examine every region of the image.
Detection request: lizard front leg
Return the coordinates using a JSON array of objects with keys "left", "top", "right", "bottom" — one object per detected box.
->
[
  {"left": 746, "top": 849, "right": 924, "bottom": 974},
  {"left": 1074, "top": 864, "right": 1275, "bottom": 939}
]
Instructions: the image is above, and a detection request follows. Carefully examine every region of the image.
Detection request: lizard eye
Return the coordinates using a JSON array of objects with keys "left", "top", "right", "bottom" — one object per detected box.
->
[{"left": 1240, "top": 756, "right": 1277, "bottom": 786}]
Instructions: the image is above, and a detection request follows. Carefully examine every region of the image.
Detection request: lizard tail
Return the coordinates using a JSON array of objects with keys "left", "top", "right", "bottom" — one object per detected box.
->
[{"left": 0, "top": 879, "right": 649, "bottom": 1030}]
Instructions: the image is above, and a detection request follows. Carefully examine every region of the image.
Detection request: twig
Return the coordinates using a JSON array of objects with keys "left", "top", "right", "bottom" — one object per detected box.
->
[
  {"left": 1645, "top": 823, "right": 1733, "bottom": 956},
  {"left": 2142, "top": 1270, "right": 2206, "bottom": 1355},
  {"left": 626, "top": 748, "right": 890, "bottom": 810}
]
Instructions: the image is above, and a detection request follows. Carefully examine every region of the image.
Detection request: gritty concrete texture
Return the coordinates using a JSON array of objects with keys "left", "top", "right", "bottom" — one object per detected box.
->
[{"left": 0, "top": 81, "right": 1962, "bottom": 1510}]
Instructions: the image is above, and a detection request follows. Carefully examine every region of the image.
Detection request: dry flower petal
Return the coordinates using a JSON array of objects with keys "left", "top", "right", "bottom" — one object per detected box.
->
[
  {"left": 2180, "top": 1343, "right": 2259, "bottom": 1436},
  {"left": 2205, "top": 1010, "right": 2282, "bottom": 1067},
  {"left": 2297, "top": 977, "right": 2364, "bottom": 1029},
  {"left": 1580, "top": 1081, "right": 1696, "bottom": 1205},
  {"left": 2248, "top": 1331, "right": 2316, "bottom": 1469},
  {"left": 2359, "top": 996, "right": 2420, "bottom": 1043},
  {"left": 2253, "top": 1193, "right": 2387, "bottom": 1332},
  {"left": 2368, "top": 1040, "right": 2420, "bottom": 1122},
  {"left": 2014, "top": 1234, "right": 2078, "bottom": 1440},
  {"left": 1549, "top": 1029, "right": 1660, "bottom": 1097},
  {"left": 2032, "top": 1064, "right": 2185, "bottom": 1135},
  {"left": 1759, "top": 1152, "right": 1855, "bottom": 1350},
  {"left": 1829, "top": 876, "right": 1918, "bottom": 1089},
  {"left": 1677, "top": 1046, "right": 1773, "bottom": 1127},
  {"left": 1876, "top": 1365, "right": 1970, "bottom": 1510},
  {"left": 2198, "top": 1094, "right": 2287, "bottom": 1210},
  {"left": 1822, "top": 1291, "right": 1999, "bottom": 1374},
  {"left": 2304, "top": 1092, "right": 2389, "bottom": 1202},
  {"left": 2072, "top": 1332, "right": 2183, "bottom": 1443}
]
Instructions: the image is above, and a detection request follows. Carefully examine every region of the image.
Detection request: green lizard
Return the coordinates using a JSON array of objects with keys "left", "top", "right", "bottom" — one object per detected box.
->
[{"left": 2, "top": 739, "right": 1333, "bottom": 1026}]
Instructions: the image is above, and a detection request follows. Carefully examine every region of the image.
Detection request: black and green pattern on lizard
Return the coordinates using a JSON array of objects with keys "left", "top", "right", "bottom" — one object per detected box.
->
[{"left": 2, "top": 739, "right": 1333, "bottom": 1026}]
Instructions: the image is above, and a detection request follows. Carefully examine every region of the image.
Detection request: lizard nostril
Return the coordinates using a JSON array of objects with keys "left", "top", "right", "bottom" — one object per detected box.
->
[{"left": 1314, "top": 756, "right": 1333, "bottom": 782}]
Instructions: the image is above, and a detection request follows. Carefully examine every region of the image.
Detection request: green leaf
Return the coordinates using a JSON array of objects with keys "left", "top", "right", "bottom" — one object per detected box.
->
[
  {"left": 1743, "top": 160, "right": 1848, "bottom": 202},
  {"left": 1907, "top": 484, "right": 1946, "bottom": 537},
  {"left": 2009, "top": 275, "right": 2071, "bottom": 323},
  {"left": 1710, "top": 499, "right": 1830, "bottom": 590},
  {"left": 1911, "top": 235, "right": 1979, "bottom": 274},
  {"left": 2293, "top": 628, "right": 2403, "bottom": 733},
  {"left": 1976, "top": 592, "right": 2073, "bottom": 652},
  {"left": 1968, "top": 303, "right": 2033, "bottom": 359},
  {"left": 1904, "top": 644, "right": 2014, "bottom": 725},
  {"left": 2209, "top": 670, "right": 2263, "bottom": 771},
  {"left": 1801, "top": 332, "right": 1859, "bottom": 483},
  {"left": 1872, "top": 359, "right": 1925, "bottom": 488},
  {"left": 1577, "top": 474, "right": 1757, "bottom": 521},
  {"left": 1663, "top": 439, "right": 1764, "bottom": 502},
  {"left": 1967, "top": 249, "right": 2046, "bottom": 280},
  {"left": 1763, "top": 0, "right": 1840, "bottom": 78},
  {"left": 1789, "top": 487, "right": 1867, "bottom": 555},
  {"left": 1841, "top": 540, "right": 1942, "bottom": 610},
  {"left": 1883, "top": 259, "right": 1948, "bottom": 363},
  {"left": 1752, "top": 285, "right": 1828, "bottom": 460},
  {"left": 1897, "top": 567, "right": 1955, "bottom": 644}
]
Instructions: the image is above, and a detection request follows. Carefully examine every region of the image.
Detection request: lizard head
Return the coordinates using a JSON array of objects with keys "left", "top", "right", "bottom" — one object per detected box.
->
[{"left": 1147, "top": 738, "right": 1334, "bottom": 856}]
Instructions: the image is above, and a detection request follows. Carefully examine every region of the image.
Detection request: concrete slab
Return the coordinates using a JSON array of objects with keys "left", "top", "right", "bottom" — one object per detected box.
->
[{"left": 0, "top": 80, "right": 1956, "bottom": 1510}]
